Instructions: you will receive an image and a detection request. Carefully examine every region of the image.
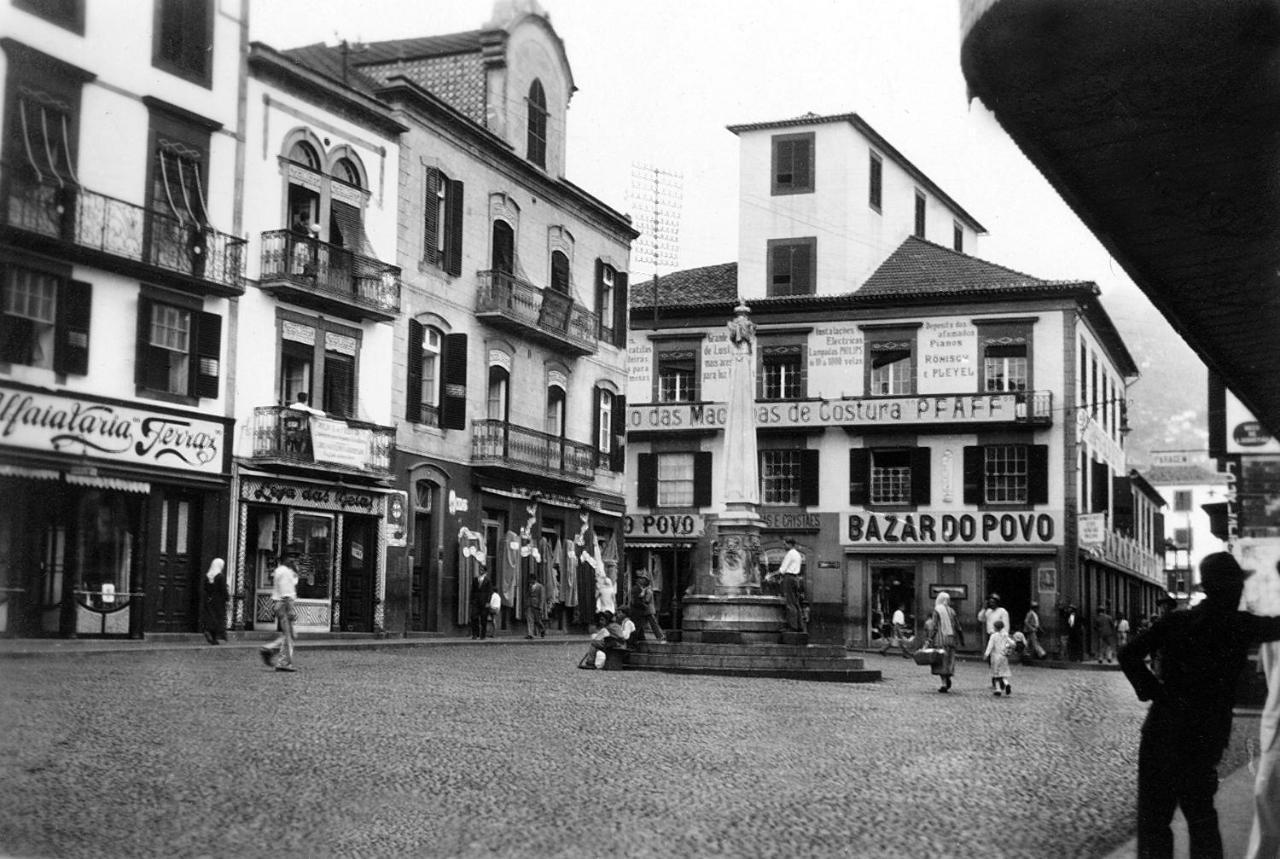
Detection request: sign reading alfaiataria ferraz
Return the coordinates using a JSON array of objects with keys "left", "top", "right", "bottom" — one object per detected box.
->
[
  {"left": 0, "top": 383, "right": 226, "bottom": 474},
  {"left": 846, "top": 510, "right": 1062, "bottom": 546},
  {"left": 628, "top": 392, "right": 1022, "bottom": 431}
]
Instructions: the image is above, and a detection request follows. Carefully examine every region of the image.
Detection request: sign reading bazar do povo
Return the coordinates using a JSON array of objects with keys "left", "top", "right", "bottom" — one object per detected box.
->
[
  {"left": 846, "top": 510, "right": 1062, "bottom": 546},
  {"left": 0, "top": 383, "right": 225, "bottom": 474},
  {"left": 628, "top": 392, "right": 1023, "bottom": 432}
]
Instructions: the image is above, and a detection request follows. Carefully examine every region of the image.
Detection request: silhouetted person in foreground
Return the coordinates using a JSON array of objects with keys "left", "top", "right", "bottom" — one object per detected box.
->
[{"left": 1120, "top": 552, "right": 1280, "bottom": 859}]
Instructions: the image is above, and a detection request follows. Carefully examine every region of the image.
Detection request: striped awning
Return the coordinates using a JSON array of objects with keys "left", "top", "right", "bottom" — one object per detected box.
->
[
  {"left": 64, "top": 473, "right": 150, "bottom": 494},
  {"left": 0, "top": 463, "right": 61, "bottom": 481}
]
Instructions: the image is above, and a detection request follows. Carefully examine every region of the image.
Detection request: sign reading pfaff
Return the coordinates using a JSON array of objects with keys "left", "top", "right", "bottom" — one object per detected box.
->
[
  {"left": 0, "top": 384, "right": 225, "bottom": 474},
  {"left": 624, "top": 513, "right": 704, "bottom": 538},
  {"left": 846, "top": 510, "right": 1061, "bottom": 545},
  {"left": 628, "top": 393, "right": 1021, "bottom": 431}
]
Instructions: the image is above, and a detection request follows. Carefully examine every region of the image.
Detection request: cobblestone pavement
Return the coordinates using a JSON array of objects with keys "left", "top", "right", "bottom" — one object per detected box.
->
[{"left": 0, "top": 645, "right": 1259, "bottom": 859}]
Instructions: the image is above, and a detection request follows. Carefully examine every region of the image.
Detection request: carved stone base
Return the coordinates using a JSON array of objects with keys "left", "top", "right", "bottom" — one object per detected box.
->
[{"left": 680, "top": 594, "right": 787, "bottom": 644}]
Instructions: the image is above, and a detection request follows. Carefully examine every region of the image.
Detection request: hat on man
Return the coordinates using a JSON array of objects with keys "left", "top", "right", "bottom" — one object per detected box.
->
[
  {"left": 1199, "top": 551, "right": 1244, "bottom": 594},
  {"left": 784, "top": 537, "right": 797, "bottom": 546}
]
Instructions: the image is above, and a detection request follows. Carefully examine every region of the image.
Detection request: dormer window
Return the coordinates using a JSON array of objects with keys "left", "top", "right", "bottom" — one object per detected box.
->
[{"left": 527, "top": 80, "right": 547, "bottom": 168}]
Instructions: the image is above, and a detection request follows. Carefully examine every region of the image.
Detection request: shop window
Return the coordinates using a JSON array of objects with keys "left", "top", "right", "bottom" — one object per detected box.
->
[
  {"left": 772, "top": 132, "right": 814, "bottom": 195},
  {"left": 760, "top": 343, "right": 805, "bottom": 399},
  {"left": 868, "top": 337, "right": 915, "bottom": 396},
  {"left": 292, "top": 512, "right": 333, "bottom": 600},
  {"left": 136, "top": 293, "right": 221, "bottom": 401},
  {"left": 152, "top": 0, "right": 212, "bottom": 86},
  {"left": 75, "top": 491, "right": 137, "bottom": 610},
  {"left": 0, "top": 263, "right": 90, "bottom": 374},
  {"left": 423, "top": 167, "right": 464, "bottom": 276},
  {"left": 656, "top": 347, "right": 698, "bottom": 403},
  {"left": 849, "top": 447, "right": 931, "bottom": 507},
  {"left": 963, "top": 444, "right": 1049, "bottom": 507},
  {"left": 636, "top": 451, "right": 712, "bottom": 508},
  {"left": 760, "top": 448, "right": 819, "bottom": 506}
]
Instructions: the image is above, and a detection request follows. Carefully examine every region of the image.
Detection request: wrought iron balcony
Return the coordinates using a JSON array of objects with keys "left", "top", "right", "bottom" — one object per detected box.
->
[
  {"left": 259, "top": 229, "right": 401, "bottom": 322},
  {"left": 472, "top": 419, "right": 598, "bottom": 484},
  {"left": 0, "top": 164, "right": 245, "bottom": 296},
  {"left": 1014, "top": 390, "right": 1053, "bottom": 425},
  {"left": 248, "top": 405, "right": 394, "bottom": 478},
  {"left": 475, "top": 270, "right": 597, "bottom": 356}
]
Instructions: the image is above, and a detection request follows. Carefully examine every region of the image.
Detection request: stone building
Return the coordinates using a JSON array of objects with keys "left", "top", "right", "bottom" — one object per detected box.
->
[{"left": 627, "top": 112, "right": 1165, "bottom": 650}]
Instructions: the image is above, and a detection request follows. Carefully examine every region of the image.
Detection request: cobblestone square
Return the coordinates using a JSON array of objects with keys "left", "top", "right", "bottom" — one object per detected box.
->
[{"left": 0, "top": 645, "right": 1254, "bottom": 858}]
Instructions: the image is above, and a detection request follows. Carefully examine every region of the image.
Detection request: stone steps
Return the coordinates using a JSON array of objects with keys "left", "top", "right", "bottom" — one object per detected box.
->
[{"left": 623, "top": 641, "right": 881, "bottom": 683}]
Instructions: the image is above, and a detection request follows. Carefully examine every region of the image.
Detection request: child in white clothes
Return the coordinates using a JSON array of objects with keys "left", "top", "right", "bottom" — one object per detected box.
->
[{"left": 984, "top": 619, "right": 1014, "bottom": 696}]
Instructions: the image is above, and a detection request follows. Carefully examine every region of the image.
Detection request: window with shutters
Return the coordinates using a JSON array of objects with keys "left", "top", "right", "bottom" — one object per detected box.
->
[
  {"left": 1173, "top": 490, "right": 1192, "bottom": 512},
  {"left": 595, "top": 261, "right": 627, "bottom": 346},
  {"left": 596, "top": 388, "right": 613, "bottom": 454},
  {"left": 422, "top": 167, "right": 464, "bottom": 276},
  {"left": 487, "top": 365, "right": 509, "bottom": 421},
  {"left": 867, "top": 336, "right": 916, "bottom": 396},
  {"left": 14, "top": 0, "right": 85, "bottom": 32},
  {"left": 767, "top": 238, "right": 816, "bottom": 297},
  {"left": 418, "top": 326, "right": 442, "bottom": 426},
  {"left": 656, "top": 347, "right": 699, "bottom": 403},
  {"left": 273, "top": 313, "right": 359, "bottom": 416},
  {"left": 657, "top": 453, "right": 695, "bottom": 507},
  {"left": 771, "top": 132, "right": 814, "bottom": 195},
  {"left": 545, "top": 384, "right": 565, "bottom": 437},
  {"left": 760, "top": 343, "right": 805, "bottom": 400},
  {"left": 0, "top": 260, "right": 90, "bottom": 374},
  {"left": 598, "top": 265, "right": 614, "bottom": 341},
  {"left": 761, "top": 449, "right": 803, "bottom": 505},
  {"left": 137, "top": 291, "right": 220, "bottom": 402},
  {"left": 985, "top": 445, "right": 1029, "bottom": 504},
  {"left": 550, "top": 250, "right": 570, "bottom": 294},
  {"left": 527, "top": 80, "right": 548, "bottom": 168},
  {"left": 953, "top": 221, "right": 964, "bottom": 253},
  {"left": 870, "top": 450, "right": 912, "bottom": 505},
  {"left": 869, "top": 150, "right": 883, "bottom": 212},
  {"left": 914, "top": 190, "right": 926, "bottom": 238},
  {"left": 152, "top": 0, "right": 212, "bottom": 87}
]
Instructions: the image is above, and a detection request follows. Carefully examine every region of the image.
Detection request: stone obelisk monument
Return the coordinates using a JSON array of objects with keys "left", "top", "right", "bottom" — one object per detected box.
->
[{"left": 681, "top": 301, "right": 788, "bottom": 642}]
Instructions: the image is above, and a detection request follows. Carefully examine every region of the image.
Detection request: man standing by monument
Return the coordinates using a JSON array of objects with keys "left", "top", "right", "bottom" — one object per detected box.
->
[{"left": 779, "top": 537, "right": 806, "bottom": 632}]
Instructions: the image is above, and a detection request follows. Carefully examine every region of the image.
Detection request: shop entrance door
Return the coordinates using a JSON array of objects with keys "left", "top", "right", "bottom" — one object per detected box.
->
[
  {"left": 150, "top": 491, "right": 200, "bottom": 632},
  {"left": 870, "top": 565, "right": 917, "bottom": 643},
  {"left": 985, "top": 566, "right": 1032, "bottom": 639},
  {"left": 340, "top": 516, "right": 375, "bottom": 632}
]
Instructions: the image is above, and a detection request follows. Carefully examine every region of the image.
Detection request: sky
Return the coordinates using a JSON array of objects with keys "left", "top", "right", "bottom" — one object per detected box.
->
[{"left": 249, "top": 0, "right": 1193, "bottom": 397}]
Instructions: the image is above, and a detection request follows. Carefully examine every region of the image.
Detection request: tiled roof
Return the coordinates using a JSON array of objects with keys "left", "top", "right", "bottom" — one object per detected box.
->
[
  {"left": 857, "top": 236, "right": 1091, "bottom": 298},
  {"left": 632, "top": 262, "right": 738, "bottom": 308},
  {"left": 1143, "top": 464, "right": 1229, "bottom": 485},
  {"left": 352, "top": 31, "right": 486, "bottom": 64},
  {"left": 279, "top": 43, "right": 386, "bottom": 96}
]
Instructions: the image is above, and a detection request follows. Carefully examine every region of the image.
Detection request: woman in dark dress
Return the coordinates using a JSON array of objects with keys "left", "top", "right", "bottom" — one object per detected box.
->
[{"left": 202, "top": 558, "right": 228, "bottom": 645}]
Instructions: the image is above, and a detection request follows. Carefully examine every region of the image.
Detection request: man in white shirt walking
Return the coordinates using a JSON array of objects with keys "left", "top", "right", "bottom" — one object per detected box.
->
[
  {"left": 778, "top": 538, "right": 806, "bottom": 633},
  {"left": 260, "top": 543, "right": 301, "bottom": 672}
]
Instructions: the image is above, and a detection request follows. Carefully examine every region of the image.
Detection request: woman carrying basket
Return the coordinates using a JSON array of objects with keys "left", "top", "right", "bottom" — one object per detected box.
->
[{"left": 928, "top": 590, "right": 965, "bottom": 693}]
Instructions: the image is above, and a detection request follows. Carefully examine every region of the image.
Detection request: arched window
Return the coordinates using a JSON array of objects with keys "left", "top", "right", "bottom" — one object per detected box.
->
[
  {"left": 333, "top": 156, "right": 362, "bottom": 188},
  {"left": 487, "top": 365, "right": 509, "bottom": 421},
  {"left": 288, "top": 141, "right": 320, "bottom": 170},
  {"left": 550, "top": 250, "right": 569, "bottom": 293},
  {"left": 545, "top": 384, "right": 565, "bottom": 437},
  {"left": 491, "top": 220, "right": 515, "bottom": 275},
  {"left": 527, "top": 79, "right": 547, "bottom": 168}
]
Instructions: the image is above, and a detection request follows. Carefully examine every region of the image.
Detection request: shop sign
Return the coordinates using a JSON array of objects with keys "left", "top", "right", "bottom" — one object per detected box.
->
[
  {"left": 0, "top": 383, "right": 224, "bottom": 474},
  {"left": 1077, "top": 513, "right": 1106, "bottom": 545},
  {"left": 846, "top": 510, "right": 1061, "bottom": 546},
  {"left": 624, "top": 513, "right": 704, "bottom": 538},
  {"left": 385, "top": 490, "right": 408, "bottom": 547},
  {"left": 760, "top": 511, "right": 821, "bottom": 531},
  {"left": 628, "top": 393, "right": 1020, "bottom": 432},
  {"left": 448, "top": 490, "right": 469, "bottom": 515},
  {"left": 242, "top": 478, "right": 378, "bottom": 513},
  {"left": 309, "top": 418, "right": 371, "bottom": 469},
  {"left": 929, "top": 584, "right": 969, "bottom": 601}
]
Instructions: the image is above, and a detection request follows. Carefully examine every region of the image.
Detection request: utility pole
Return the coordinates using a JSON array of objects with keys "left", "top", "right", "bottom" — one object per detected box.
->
[{"left": 627, "top": 163, "right": 682, "bottom": 322}]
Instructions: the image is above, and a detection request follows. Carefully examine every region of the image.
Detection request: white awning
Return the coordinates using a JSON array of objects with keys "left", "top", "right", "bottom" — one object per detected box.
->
[
  {"left": 0, "top": 464, "right": 60, "bottom": 481},
  {"left": 64, "top": 473, "right": 151, "bottom": 494}
]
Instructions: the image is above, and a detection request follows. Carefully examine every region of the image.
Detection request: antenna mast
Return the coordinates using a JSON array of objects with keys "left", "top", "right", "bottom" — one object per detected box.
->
[{"left": 628, "top": 162, "right": 682, "bottom": 320}]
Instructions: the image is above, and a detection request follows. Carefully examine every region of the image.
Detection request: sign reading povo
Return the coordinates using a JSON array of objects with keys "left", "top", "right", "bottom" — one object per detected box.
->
[
  {"left": 846, "top": 510, "right": 1061, "bottom": 546},
  {"left": 624, "top": 513, "right": 705, "bottom": 539}
]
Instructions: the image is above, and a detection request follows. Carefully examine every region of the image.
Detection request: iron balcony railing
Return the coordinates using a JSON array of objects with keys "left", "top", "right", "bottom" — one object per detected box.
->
[
  {"left": 260, "top": 229, "right": 401, "bottom": 315},
  {"left": 475, "top": 270, "right": 597, "bottom": 355},
  {"left": 1, "top": 164, "right": 245, "bottom": 294},
  {"left": 1014, "top": 390, "right": 1053, "bottom": 424},
  {"left": 249, "top": 405, "right": 394, "bottom": 476},
  {"left": 472, "top": 419, "right": 598, "bottom": 482}
]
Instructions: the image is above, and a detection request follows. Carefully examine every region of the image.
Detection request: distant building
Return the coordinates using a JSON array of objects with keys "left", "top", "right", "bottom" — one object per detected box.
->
[
  {"left": 627, "top": 112, "right": 1164, "bottom": 650},
  {"left": 1144, "top": 451, "right": 1230, "bottom": 600}
]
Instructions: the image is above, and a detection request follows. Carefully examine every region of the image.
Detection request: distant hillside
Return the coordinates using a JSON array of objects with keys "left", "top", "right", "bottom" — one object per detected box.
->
[{"left": 1103, "top": 286, "right": 1208, "bottom": 469}]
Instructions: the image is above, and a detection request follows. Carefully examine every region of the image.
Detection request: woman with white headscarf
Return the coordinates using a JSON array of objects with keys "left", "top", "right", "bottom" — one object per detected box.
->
[
  {"left": 201, "top": 558, "right": 228, "bottom": 645},
  {"left": 929, "top": 590, "right": 965, "bottom": 693}
]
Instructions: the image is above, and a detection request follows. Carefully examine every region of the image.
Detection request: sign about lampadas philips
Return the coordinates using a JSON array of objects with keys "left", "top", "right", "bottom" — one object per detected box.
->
[
  {"left": 0, "top": 383, "right": 226, "bottom": 474},
  {"left": 846, "top": 510, "right": 1062, "bottom": 546}
]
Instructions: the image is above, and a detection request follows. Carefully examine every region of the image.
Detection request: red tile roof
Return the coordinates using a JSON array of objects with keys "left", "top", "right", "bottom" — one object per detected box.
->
[
  {"left": 633, "top": 262, "right": 739, "bottom": 308},
  {"left": 857, "top": 236, "right": 1089, "bottom": 298}
]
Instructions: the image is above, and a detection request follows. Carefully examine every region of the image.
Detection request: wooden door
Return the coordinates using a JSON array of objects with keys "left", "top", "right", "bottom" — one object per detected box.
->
[
  {"left": 339, "top": 516, "right": 374, "bottom": 632},
  {"left": 150, "top": 491, "right": 200, "bottom": 632}
]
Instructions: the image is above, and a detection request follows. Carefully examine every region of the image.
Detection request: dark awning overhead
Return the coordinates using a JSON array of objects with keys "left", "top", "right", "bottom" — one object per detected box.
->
[{"left": 960, "top": 0, "right": 1280, "bottom": 435}]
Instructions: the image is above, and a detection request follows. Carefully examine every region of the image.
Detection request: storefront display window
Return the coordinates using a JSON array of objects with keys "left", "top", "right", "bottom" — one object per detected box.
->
[
  {"left": 294, "top": 512, "right": 333, "bottom": 599},
  {"left": 76, "top": 491, "right": 138, "bottom": 609}
]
